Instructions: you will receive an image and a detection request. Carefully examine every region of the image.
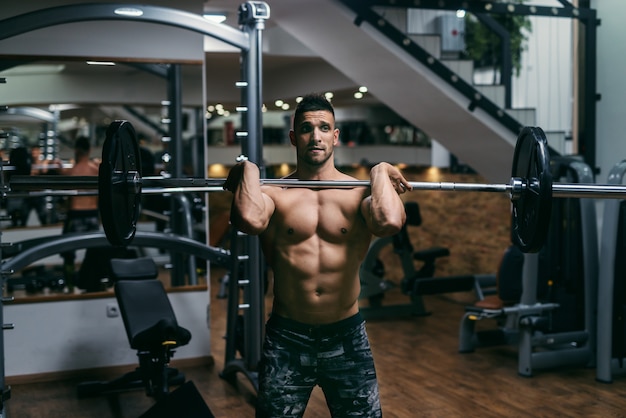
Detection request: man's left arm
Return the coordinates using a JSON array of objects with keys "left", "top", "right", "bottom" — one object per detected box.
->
[{"left": 361, "top": 162, "right": 411, "bottom": 237}]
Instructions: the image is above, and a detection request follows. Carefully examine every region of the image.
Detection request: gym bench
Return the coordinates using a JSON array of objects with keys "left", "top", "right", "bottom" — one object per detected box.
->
[{"left": 77, "top": 257, "right": 191, "bottom": 401}]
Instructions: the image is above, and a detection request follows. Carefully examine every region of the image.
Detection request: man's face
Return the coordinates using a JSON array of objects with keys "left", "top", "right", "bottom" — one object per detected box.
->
[{"left": 289, "top": 110, "right": 339, "bottom": 166}]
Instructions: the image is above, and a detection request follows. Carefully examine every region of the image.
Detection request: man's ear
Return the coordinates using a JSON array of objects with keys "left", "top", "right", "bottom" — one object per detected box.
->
[
  {"left": 289, "top": 130, "right": 296, "bottom": 146},
  {"left": 333, "top": 128, "right": 340, "bottom": 146}
]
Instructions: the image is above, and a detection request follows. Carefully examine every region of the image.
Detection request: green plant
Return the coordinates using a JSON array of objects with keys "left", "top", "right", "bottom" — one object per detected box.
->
[{"left": 464, "top": 2, "right": 532, "bottom": 81}]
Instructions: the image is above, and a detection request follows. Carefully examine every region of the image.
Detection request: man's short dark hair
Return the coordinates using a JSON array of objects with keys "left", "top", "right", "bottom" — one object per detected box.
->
[
  {"left": 293, "top": 93, "right": 335, "bottom": 129},
  {"left": 75, "top": 136, "right": 90, "bottom": 152},
  {"left": 74, "top": 136, "right": 91, "bottom": 159}
]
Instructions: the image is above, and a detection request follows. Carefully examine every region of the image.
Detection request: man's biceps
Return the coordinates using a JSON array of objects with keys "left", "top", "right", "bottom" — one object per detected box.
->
[
  {"left": 360, "top": 196, "right": 373, "bottom": 219},
  {"left": 262, "top": 194, "right": 276, "bottom": 216}
]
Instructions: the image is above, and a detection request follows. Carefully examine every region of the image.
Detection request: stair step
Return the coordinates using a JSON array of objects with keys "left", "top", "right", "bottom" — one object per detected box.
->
[
  {"left": 544, "top": 131, "right": 570, "bottom": 155},
  {"left": 410, "top": 34, "right": 442, "bottom": 59},
  {"left": 506, "top": 108, "right": 536, "bottom": 127},
  {"left": 441, "top": 59, "right": 474, "bottom": 84}
]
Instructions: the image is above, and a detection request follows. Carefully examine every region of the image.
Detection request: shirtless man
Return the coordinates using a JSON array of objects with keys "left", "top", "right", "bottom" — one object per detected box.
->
[
  {"left": 225, "top": 93, "right": 411, "bottom": 417},
  {"left": 61, "top": 136, "right": 100, "bottom": 291}
]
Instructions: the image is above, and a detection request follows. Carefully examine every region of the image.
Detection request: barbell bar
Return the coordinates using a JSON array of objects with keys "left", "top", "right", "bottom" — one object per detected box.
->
[
  {"left": 9, "top": 174, "right": 626, "bottom": 200},
  {"left": 6, "top": 120, "right": 626, "bottom": 252}
]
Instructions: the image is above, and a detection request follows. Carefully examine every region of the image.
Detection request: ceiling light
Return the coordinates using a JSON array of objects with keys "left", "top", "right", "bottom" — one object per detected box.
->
[
  {"left": 274, "top": 99, "right": 284, "bottom": 107},
  {"left": 203, "top": 13, "right": 227, "bottom": 24},
  {"left": 358, "top": 86, "right": 368, "bottom": 93},
  {"left": 86, "top": 61, "right": 116, "bottom": 66},
  {"left": 114, "top": 7, "right": 144, "bottom": 17},
  {"left": 354, "top": 92, "right": 364, "bottom": 99},
  {"left": 324, "top": 92, "right": 334, "bottom": 100}
]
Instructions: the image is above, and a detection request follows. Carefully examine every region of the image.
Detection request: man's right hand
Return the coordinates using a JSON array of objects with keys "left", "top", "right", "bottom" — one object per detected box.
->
[{"left": 223, "top": 160, "right": 258, "bottom": 192}]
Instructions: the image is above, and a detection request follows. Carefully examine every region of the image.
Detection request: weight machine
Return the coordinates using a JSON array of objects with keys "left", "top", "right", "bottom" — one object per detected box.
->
[
  {"left": 459, "top": 156, "right": 598, "bottom": 376},
  {"left": 359, "top": 200, "right": 496, "bottom": 319},
  {"left": 0, "top": 2, "right": 270, "bottom": 415}
]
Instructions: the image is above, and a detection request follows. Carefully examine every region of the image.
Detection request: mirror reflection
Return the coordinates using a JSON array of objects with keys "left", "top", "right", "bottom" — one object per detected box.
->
[{"left": 0, "top": 59, "right": 210, "bottom": 299}]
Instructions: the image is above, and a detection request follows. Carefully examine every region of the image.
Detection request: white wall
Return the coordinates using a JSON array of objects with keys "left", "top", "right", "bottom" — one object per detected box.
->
[
  {"left": 593, "top": 0, "right": 626, "bottom": 180},
  {"left": 512, "top": 0, "right": 574, "bottom": 134},
  {"left": 4, "top": 290, "right": 210, "bottom": 378}
]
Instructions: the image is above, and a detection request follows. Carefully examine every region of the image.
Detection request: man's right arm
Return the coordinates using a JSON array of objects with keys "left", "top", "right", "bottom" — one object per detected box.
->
[{"left": 224, "top": 161, "right": 275, "bottom": 235}]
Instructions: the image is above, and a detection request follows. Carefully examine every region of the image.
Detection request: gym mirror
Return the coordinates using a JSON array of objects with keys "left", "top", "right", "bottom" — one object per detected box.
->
[{"left": 0, "top": 58, "right": 213, "bottom": 300}]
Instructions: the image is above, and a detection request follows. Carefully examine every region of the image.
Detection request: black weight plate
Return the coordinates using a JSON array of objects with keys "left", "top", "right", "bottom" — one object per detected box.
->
[
  {"left": 511, "top": 126, "right": 552, "bottom": 253},
  {"left": 98, "top": 120, "right": 142, "bottom": 246}
]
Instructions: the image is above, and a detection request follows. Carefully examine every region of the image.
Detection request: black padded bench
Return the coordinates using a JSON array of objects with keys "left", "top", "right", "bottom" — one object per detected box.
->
[{"left": 77, "top": 258, "right": 191, "bottom": 401}]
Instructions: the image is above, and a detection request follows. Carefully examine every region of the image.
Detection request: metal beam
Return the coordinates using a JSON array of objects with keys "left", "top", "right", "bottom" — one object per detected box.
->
[{"left": 0, "top": 3, "right": 249, "bottom": 51}]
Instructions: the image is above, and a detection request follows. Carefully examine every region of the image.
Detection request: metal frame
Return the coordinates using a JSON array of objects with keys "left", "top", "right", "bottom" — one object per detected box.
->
[
  {"left": 0, "top": 2, "right": 269, "bottom": 414},
  {"left": 2, "top": 232, "right": 231, "bottom": 273},
  {"left": 596, "top": 160, "right": 626, "bottom": 383},
  {"left": 0, "top": 106, "right": 56, "bottom": 124}
]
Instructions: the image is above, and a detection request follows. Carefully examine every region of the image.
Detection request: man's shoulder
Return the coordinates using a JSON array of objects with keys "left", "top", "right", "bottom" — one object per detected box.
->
[{"left": 70, "top": 162, "right": 99, "bottom": 176}]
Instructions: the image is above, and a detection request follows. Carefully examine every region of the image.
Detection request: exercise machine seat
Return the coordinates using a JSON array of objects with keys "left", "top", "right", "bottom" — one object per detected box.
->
[
  {"left": 115, "top": 279, "right": 192, "bottom": 351},
  {"left": 110, "top": 257, "right": 159, "bottom": 281},
  {"left": 77, "top": 257, "right": 191, "bottom": 402},
  {"left": 473, "top": 245, "right": 524, "bottom": 310}
]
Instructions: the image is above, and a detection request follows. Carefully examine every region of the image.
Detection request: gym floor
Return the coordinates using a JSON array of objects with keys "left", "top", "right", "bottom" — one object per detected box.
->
[
  {"left": 7, "top": 271, "right": 626, "bottom": 417},
  {"left": 6, "top": 168, "right": 626, "bottom": 417}
]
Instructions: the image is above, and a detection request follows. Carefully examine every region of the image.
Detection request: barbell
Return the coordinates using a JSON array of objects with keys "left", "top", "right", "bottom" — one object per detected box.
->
[{"left": 7, "top": 120, "right": 626, "bottom": 252}]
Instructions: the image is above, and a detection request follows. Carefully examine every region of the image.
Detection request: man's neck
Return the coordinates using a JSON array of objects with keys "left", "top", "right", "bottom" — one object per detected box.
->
[{"left": 293, "top": 161, "right": 339, "bottom": 181}]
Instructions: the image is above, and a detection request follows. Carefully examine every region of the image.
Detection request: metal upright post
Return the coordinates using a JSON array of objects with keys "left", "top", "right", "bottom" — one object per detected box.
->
[
  {"left": 238, "top": 1, "right": 269, "bottom": 375},
  {"left": 167, "top": 64, "right": 188, "bottom": 286}
]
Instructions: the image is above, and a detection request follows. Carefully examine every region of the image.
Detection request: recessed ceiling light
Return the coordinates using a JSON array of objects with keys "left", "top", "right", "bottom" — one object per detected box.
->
[
  {"left": 203, "top": 13, "right": 227, "bottom": 24},
  {"left": 86, "top": 61, "right": 116, "bottom": 66},
  {"left": 114, "top": 7, "right": 144, "bottom": 17}
]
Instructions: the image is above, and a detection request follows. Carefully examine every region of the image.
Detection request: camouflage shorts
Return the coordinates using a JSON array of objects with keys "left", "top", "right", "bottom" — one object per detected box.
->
[{"left": 256, "top": 312, "right": 382, "bottom": 418}]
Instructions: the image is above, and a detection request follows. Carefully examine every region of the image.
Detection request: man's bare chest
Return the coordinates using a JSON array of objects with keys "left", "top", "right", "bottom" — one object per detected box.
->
[{"left": 269, "top": 189, "right": 365, "bottom": 242}]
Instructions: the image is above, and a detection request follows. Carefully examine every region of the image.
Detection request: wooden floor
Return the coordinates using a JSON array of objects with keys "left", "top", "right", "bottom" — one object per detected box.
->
[{"left": 5, "top": 271, "right": 626, "bottom": 418}]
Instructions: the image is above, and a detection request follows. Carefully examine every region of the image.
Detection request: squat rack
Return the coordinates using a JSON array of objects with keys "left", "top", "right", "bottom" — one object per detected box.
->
[{"left": 0, "top": 2, "right": 269, "bottom": 414}]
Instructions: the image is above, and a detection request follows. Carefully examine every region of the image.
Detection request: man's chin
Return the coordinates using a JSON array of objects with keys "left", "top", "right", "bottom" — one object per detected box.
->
[{"left": 303, "top": 155, "right": 330, "bottom": 166}]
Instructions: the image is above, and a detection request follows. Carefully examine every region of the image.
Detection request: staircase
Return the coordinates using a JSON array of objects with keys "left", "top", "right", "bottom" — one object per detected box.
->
[{"left": 266, "top": 0, "right": 561, "bottom": 182}]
